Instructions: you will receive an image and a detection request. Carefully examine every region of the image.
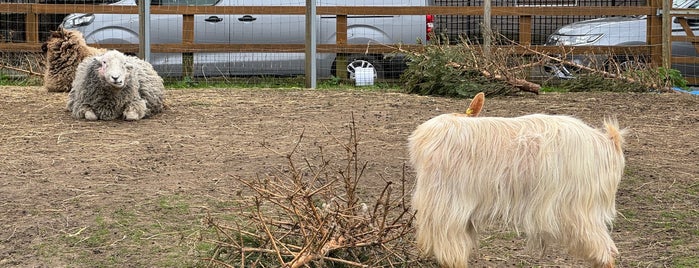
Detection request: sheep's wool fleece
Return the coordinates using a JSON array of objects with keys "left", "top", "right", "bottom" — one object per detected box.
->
[{"left": 67, "top": 50, "right": 165, "bottom": 120}]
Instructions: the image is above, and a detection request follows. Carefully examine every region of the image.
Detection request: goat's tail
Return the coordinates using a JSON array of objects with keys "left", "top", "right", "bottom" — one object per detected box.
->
[{"left": 604, "top": 118, "right": 626, "bottom": 154}]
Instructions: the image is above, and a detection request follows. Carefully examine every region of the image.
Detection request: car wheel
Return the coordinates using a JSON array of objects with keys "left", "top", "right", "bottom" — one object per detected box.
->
[{"left": 332, "top": 54, "right": 384, "bottom": 80}]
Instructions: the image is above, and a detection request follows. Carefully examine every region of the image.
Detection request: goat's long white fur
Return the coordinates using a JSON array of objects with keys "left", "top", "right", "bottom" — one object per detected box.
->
[{"left": 409, "top": 113, "right": 625, "bottom": 268}]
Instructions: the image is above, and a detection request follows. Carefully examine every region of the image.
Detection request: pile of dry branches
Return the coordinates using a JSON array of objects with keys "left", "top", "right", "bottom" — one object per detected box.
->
[
  {"left": 400, "top": 33, "right": 679, "bottom": 96},
  {"left": 202, "top": 117, "right": 423, "bottom": 268}
]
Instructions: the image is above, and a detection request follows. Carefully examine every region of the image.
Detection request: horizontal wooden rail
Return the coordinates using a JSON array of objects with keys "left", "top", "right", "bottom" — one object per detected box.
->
[
  {"left": 0, "top": 4, "right": 656, "bottom": 16},
  {"left": 0, "top": 42, "right": 650, "bottom": 56}
]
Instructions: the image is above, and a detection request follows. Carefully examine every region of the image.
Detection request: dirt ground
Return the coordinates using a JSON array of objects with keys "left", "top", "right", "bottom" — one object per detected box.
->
[{"left": 0, "top": 86, "right": 697, "bottom": 267}]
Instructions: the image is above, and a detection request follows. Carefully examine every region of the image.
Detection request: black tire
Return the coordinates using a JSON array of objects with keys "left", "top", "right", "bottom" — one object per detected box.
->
[{"left": 332, "top": 54, "right": 384, "bottom": 80}]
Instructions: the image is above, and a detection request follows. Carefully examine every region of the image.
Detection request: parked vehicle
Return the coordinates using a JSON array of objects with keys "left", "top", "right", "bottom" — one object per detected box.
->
[
  {"left": 0, "top": 0, "right": 117, "bottom": 43},
  {"left": 61, "top": 0, "right": 433, "bottom": 79},
  {"left": 543, "top": 0, "right": 699, "bottom": 82}
]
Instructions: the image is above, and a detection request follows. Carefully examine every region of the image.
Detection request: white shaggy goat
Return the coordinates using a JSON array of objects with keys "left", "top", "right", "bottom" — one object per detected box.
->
[
  {"left": 408, "top": 94, "right": 625, "bottom": 268},
  {"left": 67, "top": 50, "right": 165, "bottom": 121},
  {"left": 42, "top": 28, "right": 106, "bottom": 93}
]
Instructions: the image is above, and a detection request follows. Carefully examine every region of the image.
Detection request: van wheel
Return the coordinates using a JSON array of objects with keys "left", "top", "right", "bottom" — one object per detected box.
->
[
  {"left": 606, "top": 55, "right": 648, "bottom": 73},
  {"left": 332, "top": 54, "right": 384, "bottom": 80}
]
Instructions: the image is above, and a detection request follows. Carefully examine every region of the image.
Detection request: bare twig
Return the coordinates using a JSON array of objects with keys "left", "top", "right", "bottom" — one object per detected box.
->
[
  {"left": 0, "top": 63, "right": 43, "bottom": 77},
  {"left": 205, "top": 116, "right": 420, "bottom": 267}
]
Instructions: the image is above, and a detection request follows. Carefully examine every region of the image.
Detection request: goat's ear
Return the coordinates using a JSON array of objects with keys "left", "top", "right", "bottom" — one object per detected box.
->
[{"left": 465, "top": 92, "right": 485, "bottom": 117}]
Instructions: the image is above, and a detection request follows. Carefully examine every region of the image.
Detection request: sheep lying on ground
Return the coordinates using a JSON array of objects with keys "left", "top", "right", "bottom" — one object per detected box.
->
[
  {"left": 408, "top": 94, "right": 625, "bottom": 268},
  {"left": 42, "top": 28, "right": 106, "bottom": 93},
  {"left": 67, "top": 50, "right": 165, "bottom": 121}
]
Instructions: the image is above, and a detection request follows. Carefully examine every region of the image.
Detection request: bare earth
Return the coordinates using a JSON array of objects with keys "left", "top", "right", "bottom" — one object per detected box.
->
[{"left": 0, "top": 86, "right": 697, "bottom": 267}]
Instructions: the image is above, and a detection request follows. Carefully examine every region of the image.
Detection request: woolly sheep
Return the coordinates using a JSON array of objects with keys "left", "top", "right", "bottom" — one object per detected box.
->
[
  {"left": 42, "top": 28, "right": 106, "bottom": 93},
  {"left": 67, "top": 50, "right": 165, "bottom": 121},
  {"left": 408, "top": 95, "right": 625, "bottom": 268}
]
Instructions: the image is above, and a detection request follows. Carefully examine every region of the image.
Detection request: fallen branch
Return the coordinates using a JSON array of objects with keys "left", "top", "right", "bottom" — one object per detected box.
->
[
  {"left": 0, "top": 63, "right": 43, "bottom": 77},
  {"left": 445, "top": 62, "right": 540, "bottom": 94},
  {"left": 504, "top": 36, "right": 672, "bottom": 92}
]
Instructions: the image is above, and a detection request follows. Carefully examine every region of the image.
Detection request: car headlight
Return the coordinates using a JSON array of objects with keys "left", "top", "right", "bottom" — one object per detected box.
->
[
  {"left": 547, "top": 34, "right": 603, "bottom": 46},
  {"left": 62, "top": 14, "right": 95, "bottom": 29}
]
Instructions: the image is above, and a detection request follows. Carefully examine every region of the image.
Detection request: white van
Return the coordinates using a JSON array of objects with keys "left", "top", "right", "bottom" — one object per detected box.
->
[{"left": 61, "top": 0, "right": 433, "bottom": 79}]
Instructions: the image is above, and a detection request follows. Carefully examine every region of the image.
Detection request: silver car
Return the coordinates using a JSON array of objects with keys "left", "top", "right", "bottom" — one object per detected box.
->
[
  {"left": 543, "top": 0, "right": 699, "bottom": 82},
  {"left": 61, "top": 0, "right": 431, "bottom": 79}
]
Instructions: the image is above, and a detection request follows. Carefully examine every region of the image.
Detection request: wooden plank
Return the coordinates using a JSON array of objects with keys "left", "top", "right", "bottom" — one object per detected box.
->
[
  {"left": 182, "top": 15, "right": 194, "bottom": 44},
  {"left": 671, "top": 56, "right": 699, "bottom": 64},
  {"left": 0, "top": 42, "right": 652, "bottom": 55},
  {"left": 335, "top": 15, "right": 348, "bottom": 79},
  {"left": 676, "top": 18, "right": 699, "bottom": 54},
  {"left": 648, "top": 0, "right": 663, "bottom": 68},
  {"left": 181, "top": 14, "right": 195, "bottom": 78},
  {"left": 24, "top": 12, "right": 38, "bottom": 43},
  {"left": 519, "top": 15, "right": 532, "bottom": 45},
  {"left": 0, "top": 43, "right": 42, "bottom": 52},
  {"left": 30, "top": 4, "right": 137, "bottom": 14},
  {"left": 685, "top": 77, "right": 699, "bottom": 85},
  {"left": 662, "top": 0, "right": 672, "bottom": 69},
  {"left": 317, "top": 6, "right": 655, "bottom": 16},
  {"left": 17, "top": 4, "right": 655, "bottom": 16},
  {"left": 0, "top": 3, "right": 31, "bottom": 12},
  {"left": 336, "top": 15, "right": 347, "bottom": 45}
]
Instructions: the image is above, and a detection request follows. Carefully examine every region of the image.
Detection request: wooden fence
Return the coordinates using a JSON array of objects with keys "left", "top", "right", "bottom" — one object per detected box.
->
[{"left": 1, "top": 2, "right": 698, "bottom": 83}]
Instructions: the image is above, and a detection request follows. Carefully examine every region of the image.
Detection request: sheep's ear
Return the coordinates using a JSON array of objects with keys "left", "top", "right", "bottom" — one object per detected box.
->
[
  {"left": 125, "top": 62, "right": 135, "bottom": 70},
  {"left": 465, "top": 92, "right": 485, "bottom": 117},
  {"left": 50, "top": 30, "right": 63, "bottom": 39},
  {"left": 93, "top": 55, "right": 104, "bottom": 65}
]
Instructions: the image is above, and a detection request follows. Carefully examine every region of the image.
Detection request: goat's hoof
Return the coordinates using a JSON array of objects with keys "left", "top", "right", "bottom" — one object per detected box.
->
[{"left": 84, "top": 110, "right": 98, "bottom": 121}]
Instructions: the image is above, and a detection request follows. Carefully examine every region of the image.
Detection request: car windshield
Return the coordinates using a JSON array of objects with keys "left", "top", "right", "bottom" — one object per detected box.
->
[
  {"left": 136, "top": 0, "right": 218, "bottom": 6},
  {"left": 673, "top": 0, "right": 699, "bottom": 8}
]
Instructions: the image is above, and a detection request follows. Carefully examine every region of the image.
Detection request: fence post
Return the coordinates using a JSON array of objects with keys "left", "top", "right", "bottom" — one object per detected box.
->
[
  {"left": 305, "top": 0, "right": 317, "bottom": 89},
  {"left": 661, "top": 0, "right": 671, "bottom": 69},
  {"left": 182, "top": 14, "right": 194, "bottom": 79},
  {"left": 519, "top": 15, "right": 532, "bottom": 45},
  {"left": 335, "top": 14, "right": 348, "bottom": 80},
  {"left": 25, "top": 7, "right": 38, "bottom": 44},
  {"left": 647, "top": 0, "right": 663, "bottom": 68},
  {"left": 482, "top": 0, "right": 491, "bottom": 56},
  {"left": 138, "top": 0, "right": 151, "bottom": 61}
]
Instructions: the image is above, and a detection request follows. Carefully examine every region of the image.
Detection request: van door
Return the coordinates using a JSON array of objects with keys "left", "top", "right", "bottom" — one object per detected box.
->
[{"left": 227, "top": 0, "right": 306, "bottom": 75}]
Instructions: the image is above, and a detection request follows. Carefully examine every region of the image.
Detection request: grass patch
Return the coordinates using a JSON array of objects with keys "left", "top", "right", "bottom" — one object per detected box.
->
[
  {"left": 164, "top": 75, "right": 404, "bottom": 91},
  {"left": 672, "top": 256, "right": 699, "bottom": 267},
  {"left": 0, "top": 73, "right": 42, "bottom": 86},
  {"left": 40, "top": 194, "right": 234, "bottom": 267}
]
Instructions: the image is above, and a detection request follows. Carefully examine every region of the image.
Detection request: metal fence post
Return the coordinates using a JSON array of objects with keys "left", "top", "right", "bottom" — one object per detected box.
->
[
  {"left": 305, "top": 0, "right": 317, "bottom": 89},
  {"left": 138, "top": 0, "right": 151, "bottom": 62},
  {"left": 305, "top": 0, "right": 318, "bottom": 88}
]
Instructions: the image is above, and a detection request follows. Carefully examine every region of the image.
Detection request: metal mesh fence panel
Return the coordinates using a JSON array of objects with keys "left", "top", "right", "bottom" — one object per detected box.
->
[{"left": 433, "top": 0, "right": 646, "bottom": 44}]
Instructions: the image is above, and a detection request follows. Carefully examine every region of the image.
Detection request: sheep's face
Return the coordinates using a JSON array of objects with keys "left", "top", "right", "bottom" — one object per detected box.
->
[{"left": 95, "top": 52, "right": 134, "bottom": 89}]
